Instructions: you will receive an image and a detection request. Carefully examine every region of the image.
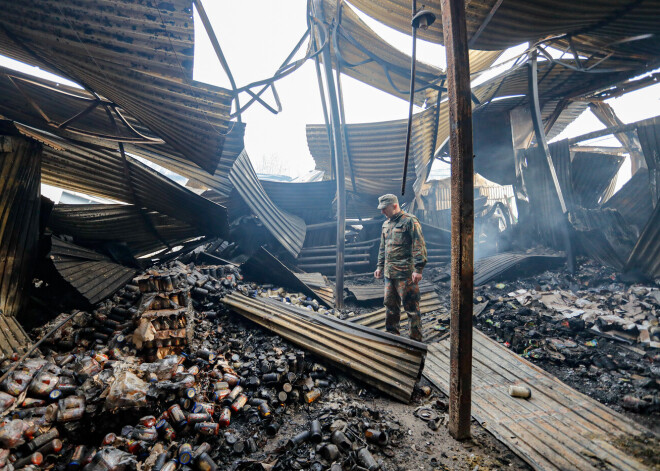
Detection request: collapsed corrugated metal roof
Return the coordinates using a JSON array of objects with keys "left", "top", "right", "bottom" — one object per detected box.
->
[
  {"left": 313, "top": 0, "right": 503, "bottom": 107},
  {"left": 261, "top": 180, "right": 336, "bottom": 224},
  {"left": 18, "top": 126, "right": 229, "bottom": 238},
  {"left": 126, "top": 122, "right": 247, "bottom": 199},
  {"left": 603, "top": 168, "right": 654, "bottom": 233},
  {"left": 627, "top": 201, "right": 660, "bottom": 279},
  {"left": 637, "top": 116, "right": 660, "bottom": 203},
  {"left": 0, "top": 63, "right": 247, "bottom": 199},
  {"left": 346, "top": 0, "right": 660, "bottom": 60},
  {"left": 0, "top": 0, "right": 233, "bottom": 174},
  {"left": 48, "top": 204, "right": 202, "bottom": 258},
  {"left": 307, "top": 105, "right": 438, "bottom": 195},
  {"left": 0, "top": 125, "right": 41, "bottom": 353},
  {"left": 48, "top": 237, "right": 137, "bottom": 305},
  {"left": 229, "top": 151, "right": 307, "bottom": 257}
]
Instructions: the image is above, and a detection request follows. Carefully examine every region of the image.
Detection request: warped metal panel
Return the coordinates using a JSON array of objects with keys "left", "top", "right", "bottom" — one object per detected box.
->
[
  {"left": 229, "top": 151, "right": 306, "bottom": 257},
  {"left": 0, "top": 0, "right": 233, "bottom": 174},
  {"left": 0, "top": 129, "right": 40, "bottom": 354},
  {"left": 240, "top": 247, "right": 332, "bottom": 307},
  {"left": 520, "top": 140, "right": 571, "bottom": 249},
  {"left": 48, "top": 204, "right": 201, "bottom": 258},
  {"left": 307, "top": 105, "right": 438, "bottom": 196},
  {"left": 602, "top": 168, "right": 654, "bottom": 233},
  {"left": 627, "top": 201, "right": 660, "bottom": 279},
  {"left": 49, "top": 237, "right": 137, "bottom": 305},
  {"left": 424, "top": 331, "right": 651, "bottom": 471},
  {"left": 261, "top": 180, "right": 336, "bottom": 224},
  {"left": 294, "top": 272, "right": 335, "bottom": 307},
  {"left": 346, "top": 0, "right": 660, "bottom": 58},
  {"left": 571, "top": 152, "right": 624, "bottom": 208},
  {"left": 570, "top": 208, "right": 638, "bottom": 271},
  {"left": 473, "top": 252, "right": 566, "bottom": 286},
  {"left": 22, "top": 126, "right": 229, "bottom": 237},
  {"left": 126, "top": 122, "right": 247, "bottom": 199},
  {"left": 0, "top": 66, "right": 159, "bottom": 143},
  {"left": 637, "top": 116, "right": 660, "bottom": 204},
  {"left": 316, "top": 0, "right": 445, "bottom": 106},
  {"left": 223, "top": 292, "right": 427, "bottom": 402},
  {"left": 346, "top": 280, "right": 436, "bottom": 302}
]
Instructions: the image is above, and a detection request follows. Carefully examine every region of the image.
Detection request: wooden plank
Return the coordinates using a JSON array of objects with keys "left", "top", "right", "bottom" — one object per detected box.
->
[{"left": 423, "top": 331, "right": 653, "bottom": 471}]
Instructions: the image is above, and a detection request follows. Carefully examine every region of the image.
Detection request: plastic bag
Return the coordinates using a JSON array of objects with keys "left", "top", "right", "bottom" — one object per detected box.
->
[
  {"left": 83, "top": 447, "right": 135, "bottom": 471},
  {"left": 0, "top": 391, "right": 16, "bottom": 413},
  {"left": 0, "top": 419, "right": 29, "bottom": 448},
  {"left": 138, "top": 356, "right": 181, "bottom": 381},
  {"left": 105, "top": 372, "right": 148, "bottom": 410}
]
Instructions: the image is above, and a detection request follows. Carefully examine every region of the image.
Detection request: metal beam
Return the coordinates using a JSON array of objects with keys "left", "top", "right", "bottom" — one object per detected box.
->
[
  {"left": 528, "top": 50, "right": 575, "bottom": 273},
  {"left": 589, "top": 101, "right": 645, "bottom": 173},
  {"left": 442, "top": 0, "right": 473, "bottom": 441},
  {"left": 567, "top": 121, "right": 640, "bottom": 145},
  {"left": 192, "top": 0, "right": 242, "bottom": 122},
  {"left": 313, "top": 0, "right": 346, "bottom": 309}
]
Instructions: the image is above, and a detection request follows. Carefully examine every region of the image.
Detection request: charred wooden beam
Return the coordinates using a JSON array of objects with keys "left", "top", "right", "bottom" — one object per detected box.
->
[{"left": 442, "top": 0, "right": 474, "bottom": 441}]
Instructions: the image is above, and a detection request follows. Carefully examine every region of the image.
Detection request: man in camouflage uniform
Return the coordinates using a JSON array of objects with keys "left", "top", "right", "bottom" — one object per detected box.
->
[{"left": 374, "top": 194, "right": 427, "bottom": 342}]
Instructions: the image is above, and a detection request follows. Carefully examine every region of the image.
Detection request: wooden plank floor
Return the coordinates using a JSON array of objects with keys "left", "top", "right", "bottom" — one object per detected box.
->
[{"left": 424, "top": 329, "right": 654, "bottom": 471}]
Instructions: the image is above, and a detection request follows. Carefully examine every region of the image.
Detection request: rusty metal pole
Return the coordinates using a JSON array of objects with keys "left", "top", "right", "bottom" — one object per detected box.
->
[
  {"left": 442, "top": 0, "right": 473, "bottom": 440},
  {"left": 313, "top": 0, "right": 345, "bottom": 309}
]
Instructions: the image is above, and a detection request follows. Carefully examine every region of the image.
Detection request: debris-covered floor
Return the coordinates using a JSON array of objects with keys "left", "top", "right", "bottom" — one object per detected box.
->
[{"left": 1, "top": 261, "right": 534, "bottom": 471}]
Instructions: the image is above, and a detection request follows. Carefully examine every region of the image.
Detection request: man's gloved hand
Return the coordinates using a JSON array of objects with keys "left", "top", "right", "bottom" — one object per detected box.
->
[
  {"left": 374, "top": 268, "right": 383, "bottom": 279},
  {"left": 412, "top": 272, "right": 422, "bottom": 284}
]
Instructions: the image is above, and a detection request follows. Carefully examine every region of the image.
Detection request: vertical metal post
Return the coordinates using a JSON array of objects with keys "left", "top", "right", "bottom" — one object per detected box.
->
[
  {"left": 442, "top": 0, "right": 473, "bottom": 441},
  {"left": 528, "top": 49, "right": 575, "bottom": 273},
  {"left": 313, "top": 0, "right": 345, "bottom": 309},
  {"left": 401, "top": 0, "right": 417, "bottom": 196}
]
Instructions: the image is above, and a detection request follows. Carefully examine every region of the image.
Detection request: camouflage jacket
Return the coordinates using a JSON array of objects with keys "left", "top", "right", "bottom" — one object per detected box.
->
[{"left": 377, "top": 211, "right": 427, "bottom": 279}]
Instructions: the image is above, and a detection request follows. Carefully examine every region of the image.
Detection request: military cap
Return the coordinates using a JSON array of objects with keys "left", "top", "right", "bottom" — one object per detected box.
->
[{"left": 377, "top": 194, "right": 399, "bottom": 209}]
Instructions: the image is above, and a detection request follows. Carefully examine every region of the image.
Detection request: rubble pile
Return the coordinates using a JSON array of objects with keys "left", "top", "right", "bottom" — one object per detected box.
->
[
  {"left": 0, "top": 262, "right": 416, "bottom": 471},
  {"left": 470, "top": 260, "right": 660, "bottom": 424}
]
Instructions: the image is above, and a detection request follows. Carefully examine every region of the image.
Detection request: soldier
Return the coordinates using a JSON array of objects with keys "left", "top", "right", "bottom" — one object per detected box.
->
[{"left": 374, "top": 194, "right": 427, "bottom": 342}]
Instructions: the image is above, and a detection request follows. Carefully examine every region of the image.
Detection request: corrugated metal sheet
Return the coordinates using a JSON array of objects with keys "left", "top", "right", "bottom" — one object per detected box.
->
[
  {"left": 637, "top": 116, "right": 660, "bottom": 204},
  {"left": 520, "top": 140, "right": 571, "bottom": 249},
  {"left": 296, "top": 238, "right": 377, "bottom": 275},
  {"left": 307, "top": 105, "right": 438, "bottom": 195},
  {"left": 571, "top": 152, "right": 625, "bottom": 208},
  {"left": 0, "top": 66, "right": 160, "bottom": 143},
  {"left": 424, "top": 331, "right": 650, "bottom": 471},
  {"left": 316, "top": 0, "right": 445, "bottom": 106},
  {"left": 346, "top": 280, "right": 435, "bottom": 302},
  {"left": 346, "top": 0, "right": 660, "bottom": 59},
  {"left": 261, "top": 180, "right": 336, "bottom": 224},
  {"left": 22, "top": 126, "right": 229, "bottom": 237},
  {"left": 0, "top": 64, "right": 245, "bottom": 199},
  {"left": 48, "top": 204, "right": 201, "bottom": 258},
  {"left": 223, "top": 292, "right": 427, "bottom": 402},
  {"left": 126, "top": 122, "right": 247, "bottom": 199},
  {"left": 49, "top": 237, "right": 137, "bottom": 305},
  {"left": 294, "top": 272, "right": 335, "bottom": 307},
  {"left": 603, "top": 168, "right": 654, "bottom": 233},
  {"left": 229, "top": 151, "right": 307, "bottom": 257},
  {"left": 570, "top": 208, "right": 638, "bottom": 271},
  {"left": 0, "top": 129, "right": 40, "bottom": 354},
  {"left": 475, "top": 60, "right": 635, "bottom": 117},
  {"left": 0, "top": 0, "right": 233, "bottom": 174},
  {"left": 473, "top": 252, "right": 566, "bottom": 286},
  {"left": 627, "top": 201, "right": 660, "bottom": 279},
  {"left": 240, "top": 247, "right": 332, "bottom": 307}
]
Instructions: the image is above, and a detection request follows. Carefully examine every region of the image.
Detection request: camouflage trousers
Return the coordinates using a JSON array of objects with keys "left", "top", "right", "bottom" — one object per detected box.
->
[{"left": 383, "top": 277, "right": 422, "bottom": 341}]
